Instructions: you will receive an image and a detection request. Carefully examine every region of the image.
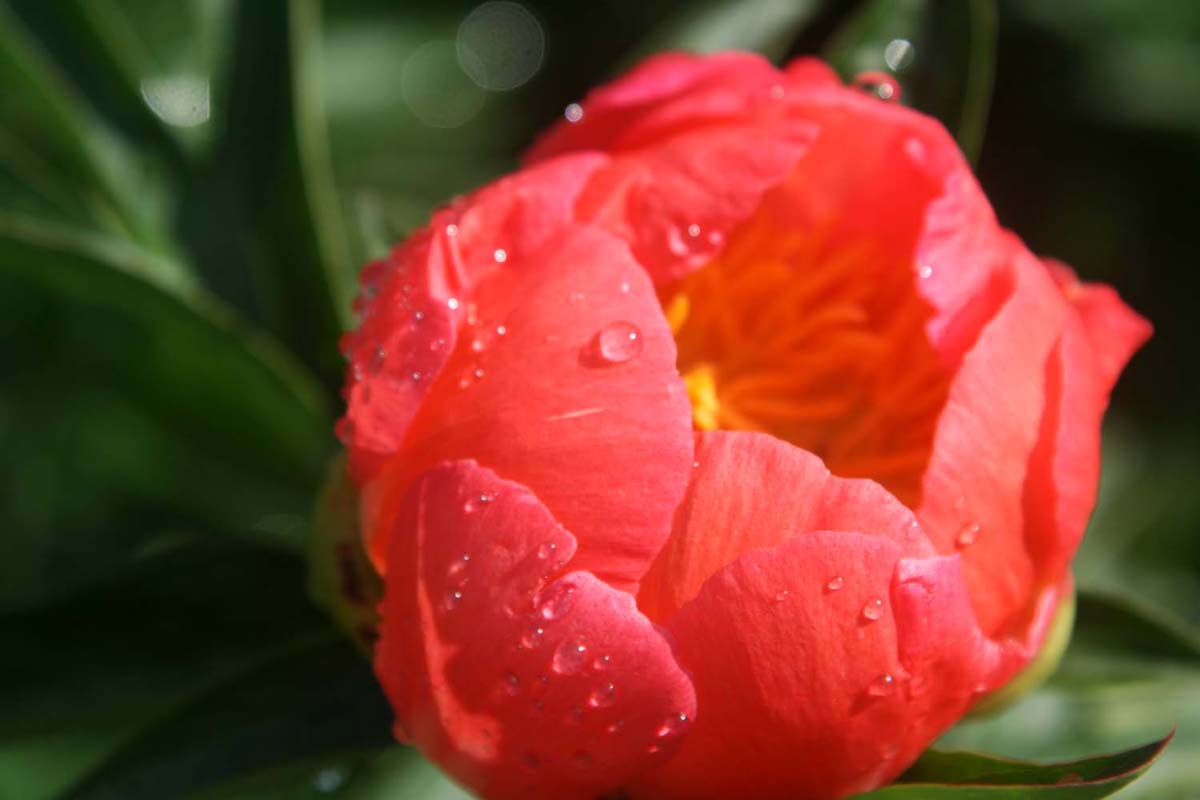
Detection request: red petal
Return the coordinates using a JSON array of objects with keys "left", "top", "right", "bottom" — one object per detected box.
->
[
  {"left": 636, "top": 533, "right": 1000, "bottom": 800},
  {"left": 362, "top": 224, "right": 693, "bottom": 593},
  {"left": 639, "top": 431, "right": 934, "bottom": 621},
  {"left": 375, "top": 461, "right": 696, "bottom": 800},
  {"left": 918, "top": 248, "right": 1071, "bottom": 636},
  {"left": 1022, "top": 262, "right": 1151, "bottom": 591},
  {"left": 341, "top": 154, "right": 605, "bottom": 482}
]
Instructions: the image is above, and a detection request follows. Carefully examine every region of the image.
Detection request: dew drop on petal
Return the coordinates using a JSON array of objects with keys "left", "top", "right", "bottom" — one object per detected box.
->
[
  {"left": 826, "top": 576, "right": 845, "bottom": 592},
  {"left": 686, "top": 223, "right": 701, "bottom": 238},
  {"left": 537, "top": 541, "right": 557, "bottom": 560},
  {"left": 861, "top": 597, "right": 884, "bottom": 622},
  {"left": 774, "top": 590, "right": 790, "bottom": 602},
  {"left": 447, "top": 297, "right": 460, "bottom": 310},
  {"left": 445, "top": 589, "right": 464, "bottom": 610},
  {"left": 918, "top": 264, "right": 933, "bottom": 280},
  {"left": 536, "top": 582, "right": 575, "bottom": 620},
  {"left": 518, "top": 624, "right": 545, "bottom": 650},
  {"left": 867, "top": 673, "right": 896, "bottom": 697},
  {"left": 588, "top": 682, "right": 616, "bottom": 708},
  {"left": 552, "top": 639, "right": 588, "bottom": 675},
  {"left": 503, "top": 671, "right": 521, "bottom": 696},
  {"left": 656, "top": 712, "right": 689, "bottom": 739},
  {"left": 956, "top": 521, "right": 981, "bottom": 548},
  {"left": 582, "top": 321, "right": 643, "bottom": 366},
  {"left": 493, "top": 248, "right": 507, "bottom": 263},
  {"left": 445, "top": 223, "right": 458, "bottom": 237},
  {"left": 591, "top": 654, "right": 611, "bottom": 672}
]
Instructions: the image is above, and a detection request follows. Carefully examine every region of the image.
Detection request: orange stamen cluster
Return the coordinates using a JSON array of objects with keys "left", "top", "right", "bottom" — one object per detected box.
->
[{"left": 667, "top": 211, "right": 951, "bottom": 507}]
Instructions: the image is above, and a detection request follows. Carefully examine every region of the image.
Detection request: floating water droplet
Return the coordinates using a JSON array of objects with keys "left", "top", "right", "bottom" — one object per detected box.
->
[
  {"left": 861, "top": 597, "right": 884, "bottom": 622},
  {"left": 564, "top": 102, "right": 583, "bottom": 123},
  {"left": 503, "top": 671, "right": 521, "bottom": 695},
  {"left": 956, "top": 521, "right": 981, "bottom": 548},
  {"left": 582, "top": 321, "right": 643, "bottom": 366},
  {"left": 588, "top": 682, "right": 616, "bottom": 708},
  {"left": 493, "top": 248, "right": 507, "bottom": 263},
  {"left": 867, "top": 673, "right": 896, "bottom": 697},
  {"left": 826, "top": 576, "right": 845, "bottom": 592},
  {"left": 445, "top": 589, "right": 464, "bottom": 610},
  {"left": 447, "top": 297, "right": 460, "bottom": 310},
  {"left": 918, "top": 264, "right": 933, "bottom": 280},
  {"left": 536, "top": 582, "right": 575, "bottom": 620},
  {"left": 884, "top": 38, "right": 915, "bottom": 71},
  {"left": 553, "top": 639, "right": 588, "bottom": 675}
]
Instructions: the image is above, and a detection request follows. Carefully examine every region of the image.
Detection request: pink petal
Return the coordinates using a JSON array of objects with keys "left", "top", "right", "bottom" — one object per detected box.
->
[
  {"left": 636, "top": 533, "right": 998, "bottom": 800},
  {"left": 362, "top": 223, "right": 693, "bottom": 593},
  {"left": 639, "top": 431, "right": 934, "bottom": 622},
  {"left": 375, "top": 460, "right": 696, "bottom": 800}
]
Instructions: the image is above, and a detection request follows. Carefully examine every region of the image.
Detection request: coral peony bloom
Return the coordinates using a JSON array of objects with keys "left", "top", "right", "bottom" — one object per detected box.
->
[{"left": 338, "top": 52, "right": 1150, "bottom": 799}]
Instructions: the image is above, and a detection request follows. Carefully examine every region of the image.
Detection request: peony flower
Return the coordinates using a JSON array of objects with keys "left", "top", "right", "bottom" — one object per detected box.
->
[{"left": 337, "top": 53, "right": 1150, "bottom": 799}]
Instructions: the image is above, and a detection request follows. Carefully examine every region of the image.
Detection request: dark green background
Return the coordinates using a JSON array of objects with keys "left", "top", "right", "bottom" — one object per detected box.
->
[{"left": 1, "top": 1, "right": 1196, "bottom": 797}]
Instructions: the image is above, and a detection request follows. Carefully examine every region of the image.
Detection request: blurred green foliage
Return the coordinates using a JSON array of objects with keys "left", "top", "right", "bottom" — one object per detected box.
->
[{"left": 1, "top": 1, "right": 1196, "bottom": 797}]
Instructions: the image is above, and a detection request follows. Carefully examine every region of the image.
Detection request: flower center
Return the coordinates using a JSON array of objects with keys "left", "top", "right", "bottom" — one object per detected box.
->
[{"left": 665, "top": 205, "right": 951, "bottom": 507}]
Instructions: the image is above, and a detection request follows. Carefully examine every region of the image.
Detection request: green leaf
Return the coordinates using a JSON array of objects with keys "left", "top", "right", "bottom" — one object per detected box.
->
[
  {"left": 823, "top": 0, "right": 997, "bottom": 164},
  {"left": 61, "top": 636, "right": 392, "bottom": 800},
  {"left": 856, "top": 735, "right": 1171, "bottom": 798},
  {"left": 0, "top": 2, "right": 169, "bottom": 244},
  {"left": 0, "top": 215, "right": 330, "bottom": 606},
  {"left": 0, "top": 541, "right": 330, "bottom": 800},
  {"left": 205, "top": 0, "right": 353, "bottom": 392},
  {"left": 619, "top": 0, "right": 827, "bottom": 67}
]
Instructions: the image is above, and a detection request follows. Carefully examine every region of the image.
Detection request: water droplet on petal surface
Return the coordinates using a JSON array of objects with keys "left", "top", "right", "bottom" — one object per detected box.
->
[
  {"left": 826, "top": 576, "right": 845, "bottom": 592},
  {"left": 867, "top": 673, "right": 896, "bottom": 697},
  {"left": 503, "top": 671, "right": 521, "bottom": 695},
  {"left": 861, "top": 597, "right": 884, "bottom": 622},
  {"left": 552, "top": 639, "right": 588, "bottom": 675},
  {"left": 956, "top": 521, "right": 981, "bottom": 548},
  {"left": 582, "top": 322, "right": 643, "bottom": 366},
  {"left": 588, "top": 682, "right": 616, "bottom": 708}
]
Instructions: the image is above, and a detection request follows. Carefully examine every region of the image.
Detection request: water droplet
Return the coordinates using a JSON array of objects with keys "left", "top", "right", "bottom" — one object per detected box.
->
[
  {"left": 410, "top": 370, "right": 422, "bottom": 382},
  {"left": 861, "top": 597, "right": 884, "bottom": 622},
  {"left": 368, "top": 346, "right": 386, "bottom": 373},
  {"left": 826, "top": 576, "right": 845, "bottom": 592},
  {"left": 473, "top": 366, "right": 486, "bottom": 379},
  {"left": 564, "top": 102, "right": 583, "bottom": 123},
  {"left": 656, "top": 712, "right": 689, "bottom": 738},
  {"left": 413, "top": 309, "right": 425, "bottom": 322},
  {"left": 493, "top": 248, "right": 508, "bottom": 263},
  {"left": 445, "top": 589, "right": 464, "bottom": 610},
  {"left": 588, "top": 682, "right": 616, "bottom": 708},
  {"left": 463, "top": 492, "right": 493, "bottom": 514},
  {"left": 537, "top": 541, "right": 557, "bottom": 560},
  {"left": 956, "top": 521, "right": 981, "bottom": 548},
  {"left": 867, "top": 673, "right": 896, "bottom": 697},
  {"left": 774, "top": 590, "right": 790, "bottom": 602},
  {"left": 853, "top": 71, "right": 900, "bottom": 101},
  {"left": 619, "top": 279, "right": 631, "bottom": 293},
  {"left": 447, "top": 297, "right": 460, "bottom": 310},
  {"left": 471, "top": 337, "right": 486, "bottom": 353},
  {"left": 686, "top": 223, "right": 701, "bottom": 238},
  {"left": 445, "top": 223, "right": 458, "bottom": 236},
  {"left": 591, "top": 654, "right": 612, "bottom": 672},
  {"left": 553, "top": 639, "right": 588, "bottom": 675},
  {"left": 536, "top": 582, "right": 575, "bottom": 620},
  {"left": 312, "top": 766, "right": 348, "bottom": 793},
  {"left": 447, "top": 555, "right": 470, "bottom": 581},
  {"left": 605, "top": 720, "right": 624, "bottom": 734},
  {"left": 918, "top": 264, "right": 933, "bottom": 280},
  {"left": 692, "top": 460, "right": 700, "bottom": 468},
  {"left": 582, "top": 321, "right": 643, "bottom": 366},
  {"left": 884, "top": 38, "right": 915, "bottom": 71},
  {"left": 430, "top": 337, "right": 446, "bottom": 352},
  {"left": 503, "top": 671, "right": 521, "bottom": 695},
  {"left": 495, "top": 324, "right": 507, "bottom": 337},
  {"left": 518, "top": 624, "right": 545, "bottom": 650}
]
